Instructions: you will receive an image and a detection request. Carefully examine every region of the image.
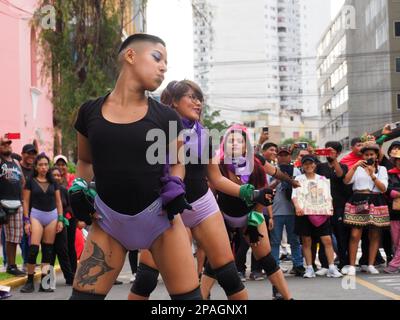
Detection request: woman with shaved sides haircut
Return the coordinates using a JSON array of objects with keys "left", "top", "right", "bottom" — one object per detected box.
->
[{"left": 68, "top": 34, "right": 201, "bottom": 300}]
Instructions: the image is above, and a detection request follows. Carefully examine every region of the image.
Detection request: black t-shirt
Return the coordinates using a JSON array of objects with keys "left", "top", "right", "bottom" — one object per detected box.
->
[
  {"left": 25, "top": 178, "right": 59, "bottom": 211},
  {"left": 381, "top": 156, "right": 394, "bottom": 171},
  {"left": 59, "top": 185, "right": 70, "bottom": 216},
  {"left": 184, "top": 137, "right": 216, "bottom": 203},
  {"left": 0, "top": 158, "right": 23, "bottom": 201},
  {"left": 387, "top": 173, "right": 400, "bottom": 221},
  {"left": 21, "top": 165, "right": 33, "bottom": 181},
  {"left": 316, "top": 162, "right": 351, "bottom": 209},
  {"left": 74, "top": 94, "right": 183, "bottom": 214}
]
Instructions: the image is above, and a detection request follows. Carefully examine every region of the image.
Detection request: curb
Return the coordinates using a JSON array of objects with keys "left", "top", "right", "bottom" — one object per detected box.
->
[{"left": 0, "top": 266, "right": 62, "bottom": 289}]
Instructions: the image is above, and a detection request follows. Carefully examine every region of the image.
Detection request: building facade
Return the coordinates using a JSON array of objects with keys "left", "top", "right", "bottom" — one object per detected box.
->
[
  {"left": 0, "top": 0, "right": 54, "bottom": 156},
  {"left": 318, "top": 0, "right": 400, "bottom": 150}
]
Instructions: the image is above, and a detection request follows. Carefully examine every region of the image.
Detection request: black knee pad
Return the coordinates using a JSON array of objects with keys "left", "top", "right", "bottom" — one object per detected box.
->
[
  {"left": 203, "top": 261, "right": 216, "bottom": 279},
  {"left": 258, "top": 253, "right": 280, "bottom": 277},
  {"left": 27, "top": 245, "right": 39, "bottom": 265},
  {"left": 69, "top": 288, "right": 106, "bottom": 300},
  {"left": 215, "top": 261, "right": 245, "bottom": 296},
  {"left": 130, "top": 263, "right": 159, "bottom": 297},
  {"left": 41, "top": 243, "right": 54, "bottom": 264},
  {"left": 170, "top": 286, "right": 202, "bottom": 300}
]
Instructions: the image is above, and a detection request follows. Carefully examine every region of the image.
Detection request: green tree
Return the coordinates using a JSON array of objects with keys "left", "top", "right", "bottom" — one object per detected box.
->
[
  {"left": 201, "top": 104, "right": 229, "bottom": 131},
  {"left": 33, "top": 0, "right": 127, "bottom": 159},
  {"left": 281, "top": 137, "right": 317, "bottom": 148}
]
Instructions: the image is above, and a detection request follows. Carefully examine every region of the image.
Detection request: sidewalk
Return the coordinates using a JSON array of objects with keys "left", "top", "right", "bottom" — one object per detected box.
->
[{"left": 0, "top": 265, "right": 62, "bottom": 289}]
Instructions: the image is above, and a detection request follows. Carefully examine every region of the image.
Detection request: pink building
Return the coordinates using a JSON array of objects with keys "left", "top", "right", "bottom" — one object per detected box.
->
[{"left": 0, "top": 0, "right": 54, "bottom": 157}]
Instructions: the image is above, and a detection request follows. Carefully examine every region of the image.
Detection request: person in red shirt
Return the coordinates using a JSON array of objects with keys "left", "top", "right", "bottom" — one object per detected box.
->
[
  {"left": 340, "top": 138, "right": 364, "bottom": 170},
  {"left": 54, "top": 155, "right": 75, "bottom": 189}
]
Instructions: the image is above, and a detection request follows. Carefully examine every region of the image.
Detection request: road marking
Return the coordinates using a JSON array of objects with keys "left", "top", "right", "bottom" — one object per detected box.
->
[
  {"left": 386, "top": 283, "right": 400, "bottom": 286},
  {"left": 356, "top": 277, "right": 400, "bottom": 300},
  {"left": 377, "top": 279, "right": 400, "bottom": 283}
]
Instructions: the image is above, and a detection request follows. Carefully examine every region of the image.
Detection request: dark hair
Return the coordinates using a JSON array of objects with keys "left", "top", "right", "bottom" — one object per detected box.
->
[
  {"left": 163, "top": 80, "right": 204, "bottom": 107},
  {"left": 325, "top": 141, "right": 343, "bottom": 153},
  {"left": 50, "top": 166, "right": 61, "bottom": 175},
  {"left": 33, "top": 153, "right": 54, "bottom": 183},
  {"left": 262, "top": 142, "right": 278, "bottom": 151},
  {"left": 160, "top": 80, "right": 179, "bottom": 106},
  {"left": 351, "top": 137, "right": 362, "bottom": 147},
  {"left": 118, "top": 33, "right": 165, "bottom": 54}
]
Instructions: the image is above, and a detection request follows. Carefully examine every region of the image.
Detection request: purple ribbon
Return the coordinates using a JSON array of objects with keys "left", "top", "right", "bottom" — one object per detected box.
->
[
  {"left": 226, "top": 156, "right": 251, "bottom": 184},
  {"left": 160, "top": 175, "right": 186, "bottom": 206},
  {"left": 181, "top": 118, "right": 208, "bottom": 160}
]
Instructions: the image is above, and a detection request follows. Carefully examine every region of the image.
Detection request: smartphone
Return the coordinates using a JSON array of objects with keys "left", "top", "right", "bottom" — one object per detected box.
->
[
  {"left": 314, "top": 148, "right": 333, "bottom": 156},
  {"left": 5, "top": 133, "right": 20, "bottom": 140},
  {"left": 263, "top": 127, "right": 269, "bottom": 133},
  {"left": 297, "top": 142, "right": 308, "bottom": 149},
  {"left": 366, "top": 158, "right": 375, "bottom": 166}
]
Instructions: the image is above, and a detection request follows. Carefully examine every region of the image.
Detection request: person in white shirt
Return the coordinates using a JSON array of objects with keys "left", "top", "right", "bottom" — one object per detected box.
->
[
  {"left": 343, "top": 144, "right": 390, "bottom": 276},
  {"left": 292, "top": 155, "right": 342, "bottom": 279}
]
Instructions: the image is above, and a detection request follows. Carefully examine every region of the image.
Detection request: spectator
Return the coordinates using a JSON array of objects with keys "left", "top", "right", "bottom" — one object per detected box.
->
[
  {"left": 315, "top": 141, "right": 351, "bottom": 273},
  {"left": 340, "top": 138, "right": 363, "bottom": 170},
  {"left": 270, "top": 146, "right": 304, "bottom": 296},
  {"left": 343, "top": 144, "right": 390, "bottom": 275},
  {"left": 384, "top": 149, "right": 400, "bottom": 273},
  {"left": 0, "top": 135, "right": 25, "bottom": 276},
  {"left": 292, "top": 155, "right": 342, "bottom": 278}
]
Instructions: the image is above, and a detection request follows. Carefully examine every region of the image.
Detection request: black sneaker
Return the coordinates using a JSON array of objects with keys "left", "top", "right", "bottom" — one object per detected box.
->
[
  {"left": 114, "top": 280, "right": 123, "bottom": 285},
  {"left": 272, "top": 286, "right": 284, "bottom": 300},
  {"left": 291, "top": 265, "right": 305, "bottom": 277},
  {"left": 20, "top": 281, "right": 35, "bottom": 293},
  {"left": 249, "top": 271, "right": 265, "bottom": 281},
  {"left": 6, "top": 265, "right": 26, "bottom": 277},
  {"left": 38, "top": 284, "right": 54, "bottom": 293}
]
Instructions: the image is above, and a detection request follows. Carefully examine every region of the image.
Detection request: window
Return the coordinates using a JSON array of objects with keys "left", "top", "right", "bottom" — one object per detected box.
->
[
  {"left": 395, "top": 21, "right": 400, "bottom": 37},
  {"left": 397, "top": 94, "right": 400, "bottom": 109},
  {"left": 30, "top": 27, "right": 37, "bottom": 87},
  {"left": 396, "top": 58, "right": 400, "bottom": 72}
]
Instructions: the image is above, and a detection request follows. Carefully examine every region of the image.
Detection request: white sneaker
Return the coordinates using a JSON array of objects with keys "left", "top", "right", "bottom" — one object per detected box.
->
[
  {"left": 367, "top": 265, "right": 380, "bottom": 274},
  {"left": 130, "top": 275, "right": 136, "bottom": 283},
  {"left": 360, "top": 265, "right": 369, "bottom": 273},
  {"left": 341, "top": 265, "right": 350, "bottom": 275},
  {"left": 327, "top": 267, "right": 343, "bottom": 278},
  {"left": 347, "top": 266, "right": 356, "bottom": 276},
  {"left": 315, "top": 268, "right": 328, "bottom": 276},
  {"left": 303, "top": 268, "right": 316, "bottom": 278}
]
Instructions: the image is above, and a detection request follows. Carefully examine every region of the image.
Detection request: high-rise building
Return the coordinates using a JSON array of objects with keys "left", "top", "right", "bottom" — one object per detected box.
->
[
  {"left": 192, "top": 0, "right": 330, "bottom": 143},
  {"left": 318, "top": 0, "right": 400, "bottom": 150}
]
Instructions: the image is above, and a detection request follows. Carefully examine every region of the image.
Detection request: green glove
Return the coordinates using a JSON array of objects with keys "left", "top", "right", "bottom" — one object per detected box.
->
[
  {"left": 376, "top": 134, "right": 388, "bottom": 145},
  {"left": 239, "top": 184, "right": 256, "bottom": 207},
  {"left": 69, "top": 178, "right": 97, "bottom": 200},
  {"left": 57, "top": 215, "right": 70, "bottom": 227},
  {"left": 247, "top": 211, "right": 265, "bottom": 227}
]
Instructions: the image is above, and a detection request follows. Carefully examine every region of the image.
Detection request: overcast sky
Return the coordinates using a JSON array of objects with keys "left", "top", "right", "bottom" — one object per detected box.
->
[{"left": 147, "top": 0, "right": 345, "bottom": 91}]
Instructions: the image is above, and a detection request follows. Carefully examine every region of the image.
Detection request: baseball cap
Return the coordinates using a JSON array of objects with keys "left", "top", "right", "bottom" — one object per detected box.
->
[
  {"left": 22, "top": 144, "right": 37, "bottom": 154},
  {"left": 54, "top": 155, "right": 68, "bottom": 164},
  {"left": 301, "top": 155, "right": 317, "bottom": 165},
  {"left": 277, "top": 146, "right": 291, "bottom": 155}
]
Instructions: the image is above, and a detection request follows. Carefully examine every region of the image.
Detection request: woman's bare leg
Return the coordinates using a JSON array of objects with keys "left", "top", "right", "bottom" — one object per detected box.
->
[
  {"left": 72, "top": 221, "right": 126, "bottom": 296},
  {"left": 247, "top": 221, "right": 292, "bottom": 300},
  {"left": 192, "top": 212, "right": 248, "bottom": 300}
]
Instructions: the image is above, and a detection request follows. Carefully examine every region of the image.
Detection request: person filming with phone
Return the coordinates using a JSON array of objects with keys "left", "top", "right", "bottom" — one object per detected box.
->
[{"left": 342, "top": 144, "right": 390, "bottom": 276}]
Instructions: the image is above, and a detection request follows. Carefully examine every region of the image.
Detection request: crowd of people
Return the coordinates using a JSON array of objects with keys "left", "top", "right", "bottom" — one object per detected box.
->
[{"left": 1, "top": 33, "right": 400, "bottom": 301}]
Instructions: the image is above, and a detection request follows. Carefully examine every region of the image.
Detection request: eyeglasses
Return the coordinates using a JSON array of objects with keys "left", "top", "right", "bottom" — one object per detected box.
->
[{"left": 183, "top": 94, "right": 202, "bottom": 103}]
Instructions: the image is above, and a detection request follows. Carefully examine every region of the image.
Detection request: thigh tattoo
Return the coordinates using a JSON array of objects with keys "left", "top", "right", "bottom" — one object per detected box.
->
[{"left": 76, "top": 241, "right": 114, "bottom": 287}]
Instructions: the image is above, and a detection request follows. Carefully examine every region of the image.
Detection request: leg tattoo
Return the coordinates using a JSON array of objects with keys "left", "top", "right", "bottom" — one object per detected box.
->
[{"left": 76, "top": 241, "right": 114, "bottom": 287}]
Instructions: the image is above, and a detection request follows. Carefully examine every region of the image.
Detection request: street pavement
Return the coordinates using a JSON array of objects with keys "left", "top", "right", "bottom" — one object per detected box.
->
[{"left": 6, "top": 252, "right": 400, "bottom": 300}]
